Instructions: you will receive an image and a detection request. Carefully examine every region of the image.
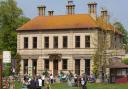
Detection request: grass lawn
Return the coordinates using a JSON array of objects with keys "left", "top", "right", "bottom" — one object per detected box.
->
[{"left": 15, "top": 82, "right": 128, "bottom": 89}]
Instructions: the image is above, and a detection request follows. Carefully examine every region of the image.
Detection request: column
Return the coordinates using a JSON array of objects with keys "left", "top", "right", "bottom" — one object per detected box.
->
[
  {"left": 20, "top": 59, "right": 24, "bottom": 75},
  {"left": 37, "top": 57, "right": 43, "bottom": 75},
  {"left": 80, "top": 58, "right": 85, "bottom": 75},
  {"left": 58, "top": 60, "right": 62, "bottom": 73},
  {"left": 28, "top": 58, "right": 32, "bottom": 76},
  {"left": 49, "top": 60, "right": 53, "bottom": 74},
  {"left": 72, "top": 59, "right": 75, "bottom": 74}
]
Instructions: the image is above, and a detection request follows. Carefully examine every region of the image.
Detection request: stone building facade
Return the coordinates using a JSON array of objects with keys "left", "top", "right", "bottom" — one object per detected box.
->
[{"left": 17, "top": 1, "right": 124, "bottom": 76}]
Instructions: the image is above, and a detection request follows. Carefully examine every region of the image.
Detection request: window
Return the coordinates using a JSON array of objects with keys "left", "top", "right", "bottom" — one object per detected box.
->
[
  {"left": 85, "top": 59, "right": 90, "bottom": 75},
  {"left": 44, "top": 37, "right": 49, "bottom": 48},
  {"left": 44, "top": 60, "right": 49, "bottom": 70},
  {"left": 53, "top": 36, "right": 58, "bottom": 48},
  {"left": 63, "top": 36, "right": 68, "bottom": 48},
  {"left": 24, "top": 59, "right": 28, "bottom": 74},
  {"left": 75, "top": 36, "right": 80, "bottom": 48},
  {"left": 62, "top": 59, "right": 68, "bottom": 70},
  {"left": 85, "top": 36, "right": 90, "bottom": 48},
  {"left": 33, "top": 37, "right": 37, "bottom": 48},
  {"left": 24, "top": 37, "right": 28, "bottom": 48}
]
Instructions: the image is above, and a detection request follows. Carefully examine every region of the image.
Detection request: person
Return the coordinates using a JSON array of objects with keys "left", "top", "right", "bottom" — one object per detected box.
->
[
  {"left": 35, "top": 77, "right": 40, "bottom": 89},
  {"left": 50, "top": 74, "right": 54, "bottom": 84},
  {"left": 42, "top": 74, "right": 45, "bottom": 86},
  {"left": 30, "top": 77, "right": 36, "bottom": 89},
  {"left": 81, "top": 77, "right": 87, "bottom": 89},
  {"left": 38, "top": 77, "right": 42, "bottom": 89}
]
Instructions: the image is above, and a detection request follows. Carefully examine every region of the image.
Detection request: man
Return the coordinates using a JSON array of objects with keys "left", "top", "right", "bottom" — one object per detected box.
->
[
  {"left": 38, "top": 77, "right": 42, "bottom": 89},
  {"left": 41, "top": 74, "right": 45, "bottom": 86},
  {"left": 81, "top": 77, "right": 87, "bottom": 89},
  {"left": 30, "top": 77, "right": 36, "bottom": 89}
]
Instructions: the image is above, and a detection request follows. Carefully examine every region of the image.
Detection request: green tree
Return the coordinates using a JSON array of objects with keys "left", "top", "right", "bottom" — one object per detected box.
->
[
  {"left": 15, "top": 53, "right": 21, "bottom": 74},
  {"left": 114, "top": 22, "right": 128, "bottom": 51},
  {"left": 0, "top": 0, "right": 30, "bottom": 57},
  {"left": 122, "top": 58, "right": 128, "bottom": 65}
]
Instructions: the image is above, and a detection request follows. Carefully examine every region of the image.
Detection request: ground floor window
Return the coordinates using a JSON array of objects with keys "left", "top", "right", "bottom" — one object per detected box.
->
[
  {"left": 23, "top": 59, "right": 28, "bottom": 74},
  {"left": 62, "top": 59, "right": 68, "bottom": 70},
  {"left": 85, "top": 59, "right": 90, "bottom": 75},
  {"left": 75, "top": 59, "right": 80, "bottom": 75},
  {"left": 44, "top": 59, "right": 49, "bottom": 70},
  {"left": 32, "top": 59, "right": 37, "bottom": 76}
]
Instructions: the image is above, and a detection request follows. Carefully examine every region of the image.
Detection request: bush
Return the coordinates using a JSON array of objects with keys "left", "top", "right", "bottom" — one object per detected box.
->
[{"left": 122, "top": 58, "right": 128, "bottom": 64}]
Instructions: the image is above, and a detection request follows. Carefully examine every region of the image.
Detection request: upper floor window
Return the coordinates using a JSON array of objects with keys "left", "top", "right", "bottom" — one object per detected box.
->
[
  {"left": 75, "top": 36, "right": 80, "bottom": 48},
  {"left": 44, "top": 37, "right": 49, "bottom": 48},
  {"left": 33, "top": 37, "right": 37, "bottom": 48},
  {"left": 53, "top": 36, "right": 58, "bottom": 48},
  {"left": 63, "top": 36, "right": 68, "bottom": 48},
  {"left": 62, "top": 59, "right": 68, "bottom": 70},
  {"left": 85, "top": 36, "right": 90, "bottom": 48},
  {"left": 24, "top": 37, "right": 28, "bottom": 48}
]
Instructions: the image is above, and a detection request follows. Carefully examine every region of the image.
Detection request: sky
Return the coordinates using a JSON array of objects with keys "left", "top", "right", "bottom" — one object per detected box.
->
[{"left": 16, "top": 0, "right": 128, "bottom": 30}]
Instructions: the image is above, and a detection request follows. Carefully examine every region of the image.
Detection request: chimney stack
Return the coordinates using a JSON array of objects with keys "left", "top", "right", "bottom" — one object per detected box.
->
[
  {"left": 66, "top": 0, "right": 75, "bottom": 15},
  {"left": 37, "top": 5, "right": 46, "bottom": 16},
  {"left": 101, "top": 8, "right": 109, "bottom": 23},
  {"left": 87, "top": 2, "right": 97, "bottom": 19},
  {"left": 48, "top": 10, "right": 54, "bottom": 16}
]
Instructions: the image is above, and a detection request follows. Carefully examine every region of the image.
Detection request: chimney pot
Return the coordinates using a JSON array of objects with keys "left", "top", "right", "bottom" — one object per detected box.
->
[
  {"left": 87, "top": 2, "right": 97, "bottom": 20},
  {"left": 66, "top": 0, "right": 75, "bottom": 15},
  {"left": 37, "top": 5, "right": 46, "bottom": 16},
  {"left": 48, "top": 10, "right": 54, "bottom": 16}
]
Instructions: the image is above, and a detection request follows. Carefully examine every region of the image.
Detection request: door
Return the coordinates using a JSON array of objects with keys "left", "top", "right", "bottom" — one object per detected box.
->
[
  {"left": 75, "top": 59, "right": 80, "bottom": 75},
  {"left": 53, "top": 60, "right": 58, "bottom": 76}
]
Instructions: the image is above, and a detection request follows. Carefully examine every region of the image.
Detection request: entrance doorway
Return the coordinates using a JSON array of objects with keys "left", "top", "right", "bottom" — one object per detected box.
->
[
  {"left": 53, "top": 60, "right": 58, "bottom": 76},
  {"left": 75, "top": 59, "right": 80, "bottom": 75}
]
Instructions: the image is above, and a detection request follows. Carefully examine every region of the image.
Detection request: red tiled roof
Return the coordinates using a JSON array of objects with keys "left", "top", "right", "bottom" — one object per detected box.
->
[
  {"left": 17, "top": 14, "right": 98, "bottom": 31},
  {"left": 17, "top": 14, "right": 122, "bottom": 35},
  {"left": 107, "top": 60, "right": 128, "bottom": 68}
]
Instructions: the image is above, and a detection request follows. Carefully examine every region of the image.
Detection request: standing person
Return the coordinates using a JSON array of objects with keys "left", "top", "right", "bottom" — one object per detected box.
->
[
  {"left": 50, "top": 74, "right": 54, "bottom": 84},
  {"left": 30, "top": 77, "right": 36, "bottom": 89},
  {"left": 42, "top": 74, "right": 45, "bottom": 86},
  {"left": 38, "top": 77, "right": 42, "bottom": 89},
  {"left": 81, "top": 77, "right": 87, "bottom": 89},
  {"left": 35, "top": 77, "right": 40, "bottom": 89}
]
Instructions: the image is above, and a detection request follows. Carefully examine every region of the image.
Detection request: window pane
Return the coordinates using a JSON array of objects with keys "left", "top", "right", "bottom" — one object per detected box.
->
[
  {"left": 85, "top": 36, "right": 90, "bottom": 48},
  {"left": 54, "top": 36, "right": 58, "bottom": 48},
  {"left": 63, "top": 36, "right": 68, "bottom": 48},
  {"left": 33, "top": 37, "right": 37, "bottom": 48},
  {"left": 75, "top": 36, "right": 80, "bottom": 48},
  {"left": 62, "top": 59, "right": 67, "bottom": 70},
  {"left": 44, "top": 60, "right": 49, "bottom": 70},
  {"left": 24, "top": 37, "right": 28, "bottom": 48},
  {"left": 44, "top": 37, "right": 49, "bottom": 48}
]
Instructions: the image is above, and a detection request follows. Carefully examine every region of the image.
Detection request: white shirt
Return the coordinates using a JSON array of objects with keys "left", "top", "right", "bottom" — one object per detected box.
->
[
  {"left": 42, "top": 75, "right": 45, "bottom": 80},
  {"left": 38, "top": 79, "right": 42, "bottom": 87},
  {"left": 50, "top": 75, "right": 53, "bottom": 79}
]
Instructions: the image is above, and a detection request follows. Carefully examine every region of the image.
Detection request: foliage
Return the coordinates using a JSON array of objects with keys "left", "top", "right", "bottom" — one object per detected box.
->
[
  {"left": 114, "top": 22, "right": 128, "bottom": 51},
  {"left": 0, "top": 0, "right": 30, "bottom": 57},
  {"left": 3, "top": 63, "right": 11, "bottom": 77},
  {"left": 122, "top": 58, "right": 128, "bottom": 65},
  {"left": 15, "top": 53, "right": 21, "bottom": 74},
  {"left": 43, "top": 70, "right": 49, "bottom": 77}
]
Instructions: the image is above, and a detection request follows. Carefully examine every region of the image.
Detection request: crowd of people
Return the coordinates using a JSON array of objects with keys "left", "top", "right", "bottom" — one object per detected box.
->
[{"left": 22, "top": 72, "right": 96, "bottom": 89}]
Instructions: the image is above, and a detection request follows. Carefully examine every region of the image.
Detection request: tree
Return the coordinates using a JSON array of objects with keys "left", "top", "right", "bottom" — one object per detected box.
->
[
  {"left": 114, "top": 22, "right": 128, "bottom": 51},
  {"left": 0, "top": 0, "right": 30, "bottom": 57},
  {"left": 15, "top": 53, "right": 21, "bottom": 74},
  {"left": 122, "top": 58, "right": 128, "bottom": 65}
]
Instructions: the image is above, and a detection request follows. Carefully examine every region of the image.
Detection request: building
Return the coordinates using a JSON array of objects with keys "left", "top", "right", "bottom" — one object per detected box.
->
[{"left": 17, "top": 1, "right": 124, "bottom": 77}]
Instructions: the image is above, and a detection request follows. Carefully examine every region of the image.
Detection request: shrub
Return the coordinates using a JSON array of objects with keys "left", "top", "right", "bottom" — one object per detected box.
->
[{"left": 122, "top": 58, "right": 128, "bottom": 64}]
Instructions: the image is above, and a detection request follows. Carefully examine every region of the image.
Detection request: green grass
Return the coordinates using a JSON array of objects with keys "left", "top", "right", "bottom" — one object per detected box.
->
[{"left": 15, "top": 82, "right": 128, "bottom": 89}]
